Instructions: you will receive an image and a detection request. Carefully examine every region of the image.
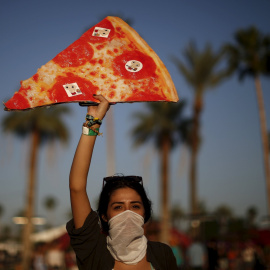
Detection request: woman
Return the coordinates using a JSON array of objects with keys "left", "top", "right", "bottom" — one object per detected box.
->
[{"left": 66, "top": 95, "right": 177, "bottom": 270}]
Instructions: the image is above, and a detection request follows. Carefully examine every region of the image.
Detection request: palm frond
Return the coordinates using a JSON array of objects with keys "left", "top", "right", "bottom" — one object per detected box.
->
[
  {"left": 224, "top": 26, "right": 270, "bottom": 79},
  {"left": 2, "top": 105, "right": 71, "bottom": 145},
  {"left": 173, "top": 41, "right": 228, "bottom": 94},
  {"left": 131, "top": 101, "right": 188, "bottom": 150}
]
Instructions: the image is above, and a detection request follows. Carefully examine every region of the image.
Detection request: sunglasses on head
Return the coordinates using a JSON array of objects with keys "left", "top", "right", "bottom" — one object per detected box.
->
[{"left": 102, "top": 175, "right": 143, "bottom": 188}]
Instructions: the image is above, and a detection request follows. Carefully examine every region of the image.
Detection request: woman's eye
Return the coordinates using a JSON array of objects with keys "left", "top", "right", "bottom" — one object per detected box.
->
[
  {"left": 133, "top": 205, "right": 140, "bottom": 209},
  {"left": 114, "top": 205, "right": 121, "bottom": 210}
]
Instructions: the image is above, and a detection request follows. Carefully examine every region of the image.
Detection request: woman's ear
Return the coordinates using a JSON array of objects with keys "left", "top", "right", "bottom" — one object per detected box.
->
[{"left": 102, "top": 214, "right": 108, "bottom": 222}]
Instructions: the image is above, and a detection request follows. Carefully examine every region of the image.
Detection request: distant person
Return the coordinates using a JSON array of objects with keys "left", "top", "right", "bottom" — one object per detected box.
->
[
  {"left": 45, "top": 241, "right": 65, "bottom": 270},
  {"left": 253, "top": 243, "right": 266, "bottom": 270},
  {"left": 241, "top": 241, "right": 255, "bottom": 270},
  {"left": 32, "top": 242, "right": 47, "bottom": 270},
  {"left": 65, "top": 248, "right": 78, "bottom": 270},
  {"left": 217, "top": 242, "right": 229, "bottom": 270},
  {"left": 187, "top": 237, "right": 207, "bottom": 270},
  {"left": 206, "top": 239, "right": 218, "bottom": 270},
  {"left": 169, "top": 236, "right": 184, "bottom": 269}
]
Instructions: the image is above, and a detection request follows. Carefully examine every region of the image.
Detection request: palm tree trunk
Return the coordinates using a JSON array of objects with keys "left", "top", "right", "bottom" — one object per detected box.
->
[
  {"left": 160, "top": 137, "right": 170, "bottom": 244},
  {"left": 190, "top": 147, "right": 198, "bottom": 216},
  {"left": 106, "top": 107, "right": 115, "bottom": 176},
  {"left": 254, "top": 76, "right": 270, "bottom": 216},
  {"left": 190, "top": 95, "right": 203, "bottom": 216},
  {"left": 22, "top": 129, "right": 39, "bottom": 270}
]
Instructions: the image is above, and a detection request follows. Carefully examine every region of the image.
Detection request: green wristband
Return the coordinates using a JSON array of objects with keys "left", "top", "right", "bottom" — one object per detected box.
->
[{"left": 82, "top": 126, "right": 99, "bottom": 136}]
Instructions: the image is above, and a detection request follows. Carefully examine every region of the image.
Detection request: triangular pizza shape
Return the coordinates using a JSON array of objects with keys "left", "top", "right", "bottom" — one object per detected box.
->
[{"left": 4, "top": 16, "right": 179, "bottom": 111}]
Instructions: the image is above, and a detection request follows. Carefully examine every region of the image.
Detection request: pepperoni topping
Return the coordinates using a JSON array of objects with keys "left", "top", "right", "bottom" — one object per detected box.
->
[
  {"left": 5, "top": 89, "right": 31, "bottom": 110},
  {"left": 81, "top": 18, "right": 115, "bottom": 44},
  {"left": 96, "top": 45, "right": 104, "bottom": 50},
  {"left": 90, "top": 59, "right": 97, "bottom": 65},
  {"left": 48, "top": 73, "right": 99, "bottom": 103},
  {"left": 112, "top": 50, "right": 157, "bottom": 80},
  {"left": 126, "top": 76, "right": 167, "bottom": 102},
  {"left": 128, "top": 43, "right": 137, "bottom": 50},
  {"left": 108, "top": 91, "right": 115, "bottom": 99},
  {"left": 33, "top": 74, "right": 39, "bottom": 82},
  {"left": 53, "top": 40, "right": 94, "bottom": 68}
]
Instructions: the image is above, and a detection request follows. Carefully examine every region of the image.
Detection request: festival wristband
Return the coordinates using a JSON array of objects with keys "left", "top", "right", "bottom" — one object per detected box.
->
[{"left": 82, "top": 126, "right": 101, "bottom": 136}]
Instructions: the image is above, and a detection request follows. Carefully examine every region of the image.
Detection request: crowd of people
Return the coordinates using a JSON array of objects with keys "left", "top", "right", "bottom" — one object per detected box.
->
[
  {"left": 174, "top": 238, "right": 269, "bottom": 270},
  {"left": 1, "top": 237, "right": 269, "bottom": 270},
  {"left": 0, "top": 240, "right": 78, "bottom": 270}
]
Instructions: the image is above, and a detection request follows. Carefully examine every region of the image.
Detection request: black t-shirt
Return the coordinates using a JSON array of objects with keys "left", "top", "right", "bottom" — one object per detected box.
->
[{"left": 66, "top": 211, "right": 177, "bottom": 270}]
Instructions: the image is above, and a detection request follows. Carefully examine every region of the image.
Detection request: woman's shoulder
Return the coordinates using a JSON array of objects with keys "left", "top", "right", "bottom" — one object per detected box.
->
[
  {"left": 147, "top": 240, "right": 175, "bottom": 257},
  {"left": 66, "top": 210, "right": 101, "bottom": 235},
  {"left": 147, "top": 241, "right": 178, "bottom": 269},
  {"left": 148, "top": 240, "right": 172, "bottom": 250},
  {"left": 66, "top": 211, "right": 111, "bottom": 266}
]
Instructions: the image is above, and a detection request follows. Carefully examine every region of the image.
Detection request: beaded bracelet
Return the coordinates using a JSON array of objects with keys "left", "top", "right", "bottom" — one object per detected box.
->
[{"left": 85, "top": 114, "right": 102, "bottom": 127}]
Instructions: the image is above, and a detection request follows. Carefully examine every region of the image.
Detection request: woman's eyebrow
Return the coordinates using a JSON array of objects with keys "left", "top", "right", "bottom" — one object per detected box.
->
[
  {"left": 110, "top": 201, "right": 143, "bottom": 206},
  {"left": 110, "top": 202, "right": 124, "bottom": 206},
  {"left": 130, "top": 201, "right": 143, "bottom": 204}
]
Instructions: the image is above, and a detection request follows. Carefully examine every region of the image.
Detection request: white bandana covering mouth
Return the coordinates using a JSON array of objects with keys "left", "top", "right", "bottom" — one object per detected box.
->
[{"left": 107, "top": 210, "right": 147, "bottom": 265}]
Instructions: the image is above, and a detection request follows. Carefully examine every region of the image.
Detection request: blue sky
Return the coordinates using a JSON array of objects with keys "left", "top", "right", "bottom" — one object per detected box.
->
[{"left": 0, "top": 0, "right": 270, "bottom": 229}]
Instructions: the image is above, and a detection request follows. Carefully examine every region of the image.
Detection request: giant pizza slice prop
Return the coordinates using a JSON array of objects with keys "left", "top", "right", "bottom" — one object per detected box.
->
[{"left": 4, "top": 16, "right": 178, "bottom": 111}]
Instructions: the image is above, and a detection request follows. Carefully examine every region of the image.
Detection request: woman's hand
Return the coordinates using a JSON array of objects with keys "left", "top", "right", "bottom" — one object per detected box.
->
[{"left": 87, "top": 95, "right": 110, "bottom": 120}]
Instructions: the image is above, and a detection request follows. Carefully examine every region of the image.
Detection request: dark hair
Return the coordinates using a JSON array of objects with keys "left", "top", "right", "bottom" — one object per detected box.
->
[{"left": 97, "top": 176, "right": 152, "bottom": 233}]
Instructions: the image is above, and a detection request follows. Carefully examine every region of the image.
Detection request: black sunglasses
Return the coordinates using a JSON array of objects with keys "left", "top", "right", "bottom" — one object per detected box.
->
[{"left": 102, "top": 175, "right": 143, "bottom": 188}]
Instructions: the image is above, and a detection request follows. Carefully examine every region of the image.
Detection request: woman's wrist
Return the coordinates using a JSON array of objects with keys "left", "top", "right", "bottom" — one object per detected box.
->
[
  {"left": 83, "top": 94, "right": 109, "bottom": 136},
  {"left": 82, "top": 113, "right": 103, "bottom": 136},
  {"left": 85, "top": 114, "right": 103, "bottom": 126}
]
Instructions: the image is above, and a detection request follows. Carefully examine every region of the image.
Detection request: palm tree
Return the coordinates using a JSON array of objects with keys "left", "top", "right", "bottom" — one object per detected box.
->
[
  {"left": 269, "top": 131, "right": 270, "bottom": 152},
  {"left": 213, "top": 205, "right": 233, "bottom": 235},
  {"left": 43, "top": 195, "right": 58, "bottom": 227},
  {"left": 0, "top": 204, "right": 3, "bottom": 239},
  {"left": 131, "top": 101, "right": 189, "bottom": 243},
  {"left": 2, "top": 105, "right": 70, "bottom": 270},
  {"left": 246, "top": 206, "right": 258, "bottom": 229},
  {"left": 170, "top": 204, "right": 184, "bottom": 228},
  {"left": 0, "top": 204, "right": 3, "bottom": 220},
  {"left": 224, "top": 26, "right": 270, "bottom": 215},
  {"left": 214, "top": 205, "right": 233, "bottom": 220},
  {"left": 173, "top": 42, "right": 228, "bottom": 216}
]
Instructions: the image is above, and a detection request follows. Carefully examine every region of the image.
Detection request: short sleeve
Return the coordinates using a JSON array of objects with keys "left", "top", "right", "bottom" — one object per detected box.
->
[
  {"left": 147, "top": 241, "right": 178, "bottom": 270},
  {"left": 66, "top": 211, "right": 106, "bottom": 263},
  {"left": 163, "top": 244, "right": 178, "bottom": 269}
]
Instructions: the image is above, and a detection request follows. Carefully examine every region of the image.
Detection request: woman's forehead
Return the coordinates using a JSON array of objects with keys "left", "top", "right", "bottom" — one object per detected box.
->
[{"left": 109, "top": 187, "right": 142, "bottom": 202}]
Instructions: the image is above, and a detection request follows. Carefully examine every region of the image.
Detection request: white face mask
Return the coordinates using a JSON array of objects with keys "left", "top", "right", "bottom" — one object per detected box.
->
[{"left": 106, "top": 210, "right": 147, "bottom": 265}]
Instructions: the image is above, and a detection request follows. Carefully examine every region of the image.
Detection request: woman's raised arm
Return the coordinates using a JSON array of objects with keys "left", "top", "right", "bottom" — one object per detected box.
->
[{"left": 69, "top": 95, "right": 110, "bottom": 228}]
